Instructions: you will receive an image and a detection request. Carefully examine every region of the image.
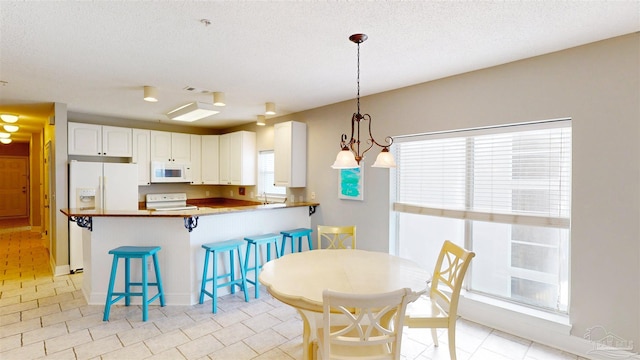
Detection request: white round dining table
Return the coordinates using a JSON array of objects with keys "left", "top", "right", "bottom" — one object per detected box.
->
[{"left": 259, "top": 249, "right": 430, "bottom": 359}]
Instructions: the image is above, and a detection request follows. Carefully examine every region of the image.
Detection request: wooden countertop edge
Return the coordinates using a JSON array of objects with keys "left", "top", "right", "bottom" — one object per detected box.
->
[{"left": 60, "top": 202, "right": 320, "bottom": 218}]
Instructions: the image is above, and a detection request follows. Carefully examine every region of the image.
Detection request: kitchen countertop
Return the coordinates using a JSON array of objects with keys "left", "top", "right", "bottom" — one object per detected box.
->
[{"left": 61, "top": 199, "right": 319, "bottom": 218}]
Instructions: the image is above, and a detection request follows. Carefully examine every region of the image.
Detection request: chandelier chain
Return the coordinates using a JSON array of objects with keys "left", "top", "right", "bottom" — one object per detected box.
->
[{"left": 356, "top": 41, "right": 361, "bottom": 115}]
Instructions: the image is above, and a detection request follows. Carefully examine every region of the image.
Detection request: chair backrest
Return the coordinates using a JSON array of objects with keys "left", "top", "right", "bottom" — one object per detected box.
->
[
  {"left": 430, "top": 240, "right": 475, "bottom": 318},
  {"left": 317, "top": 225, "right": 356, "bottom": 249},
  {"left": 321, "top": 288, "right": 412, "bottom": 360}
]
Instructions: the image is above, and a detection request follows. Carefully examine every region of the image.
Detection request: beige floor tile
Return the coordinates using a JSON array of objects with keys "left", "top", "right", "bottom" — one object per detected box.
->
[
  {"left": 73, "top": 334, "right": 123, "bottom": 360},
  {"left": 101, "top": 341, "right": 153, "bottom": 360},
  {"left": 117, "top": 322, "right": 162, "bottom": 347},
  {"left": 37, "top": 291, "right": 75, "bottom": 307},
  {"left": 0, "top": 340, "right": 46, "bottom": 359},
  {"left": 0, "top": 299, "right": 37, "bottom": 316},
  {"left": 243, "top": 328, "right": 288, "bottom": 354},
  {"left": 88, "top": 318, "right": 133, "bottom": 340},
  {"left": 145, "top": 347, "right": 187, "bottom": 360},
  {"left": 213, "top": 322, "right": 256, "bottom": 346},
  {"left": 212, "top": 306, "right": 251, "bottom": 327},
  {"left": 176, "top": 334, "right": 224, "bottom": 359},
  {"left": 41, "top": 307, "right": 84, "bottom": 327},
  {"left": 243, "top": 312, "right": 282, "bottom": 333},
  {"left": 44, "top": 329, "right": 93, "bottom": 354},
  {"left": 0, "top": 333, "right": 21, "bottom": 353},
  {"left": 153, "top": 313, "right": 196, "bottom": 333},
  {"left": 0, "top": 317, "right": 40, "bottom": 337},
  {"left": 181, "top": 318, "right": 222, "bottom": 340},
  {"left": 144, "top": 329, "right": 191, "bottom": 354},
  {"left": 209, "top": 340, "right": 259, "bottom": 360},
  {"left": 21, "top": 302, "right": 61, "bottom": 321},
  {"left": 22, "top": 322, "right": 68, "bottom": 345}
]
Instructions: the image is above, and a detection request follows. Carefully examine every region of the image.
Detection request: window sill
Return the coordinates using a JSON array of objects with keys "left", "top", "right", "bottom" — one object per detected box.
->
[{"left": 459, "top": 291, "right": 572, "bottom": 335}]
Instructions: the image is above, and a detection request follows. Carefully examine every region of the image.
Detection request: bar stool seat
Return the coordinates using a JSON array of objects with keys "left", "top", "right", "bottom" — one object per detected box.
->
[
  {"left": 280, "top": 228, "right": 313, "bottom": 256},
  {"left": 103, "top": 246, "right": 165, "bottom": 322},
  {"left": 199, "top": 239, "right": 249, "bottom": 313},
  {"left": 243, "top": 233, "right": 280, "bottom": 299}
]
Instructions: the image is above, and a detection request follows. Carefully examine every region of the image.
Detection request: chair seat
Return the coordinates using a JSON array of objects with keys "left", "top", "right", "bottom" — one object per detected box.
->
[
  {"left": 281, "top": 228, "right": 312, "bottom": 236},
  {"left": 316, "top": 328, "right": 393, "bottom": 359},
  {"left": 405, "top": 295, "right": 450, "bottom": 327},
  {"left": 202, "top": 239, "right": 245, "bottom": 251},
  {"left": 109, "top": 246, "right": 161, "bottom": 256}
]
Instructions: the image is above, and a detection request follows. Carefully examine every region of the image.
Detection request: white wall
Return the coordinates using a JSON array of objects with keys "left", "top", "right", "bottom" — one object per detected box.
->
[{"left": 267, "top": 33, "right": 640, "bottom": 353}]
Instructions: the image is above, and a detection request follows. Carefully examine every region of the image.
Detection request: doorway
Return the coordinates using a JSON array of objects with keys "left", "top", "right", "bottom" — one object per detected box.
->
[{"left": 0, "top": 156, "right": 29, "bottom": 219}]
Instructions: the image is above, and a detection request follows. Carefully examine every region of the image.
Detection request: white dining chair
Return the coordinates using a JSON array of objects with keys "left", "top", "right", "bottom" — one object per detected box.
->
[
  {"left": 404, "top": 240, "right": 475, "bottom": 360},
  {"left": 314, "top": 287, "right": 412, "bottom": 360}
]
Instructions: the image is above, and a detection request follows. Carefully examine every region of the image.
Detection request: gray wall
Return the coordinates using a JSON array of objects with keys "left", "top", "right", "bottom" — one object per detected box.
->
[{"left": 264, "top": 33, "right": 640, "bottom": 351}]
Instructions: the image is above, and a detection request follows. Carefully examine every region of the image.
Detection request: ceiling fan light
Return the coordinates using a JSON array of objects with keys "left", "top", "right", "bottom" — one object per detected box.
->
[
  {"left": 3, "top": 124, "right": 19, "bottom": 133},
  {"left": 143, "top": 86, "right": 158, "bottom": 102},
  {"left": 0, "top": 114, "right": 19, "bottom": 123}
]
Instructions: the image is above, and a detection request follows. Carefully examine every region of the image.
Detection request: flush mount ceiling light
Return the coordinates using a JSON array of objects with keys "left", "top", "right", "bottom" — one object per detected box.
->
[
  {"left": 167, "top": 101, "right": 219, "bottom": 122},
  {"left": 265, "top": 102, "right": 276, "bottom": 115},
  {"left": 143, "top": 86, "right": 158, "bottom": 102},
  {"left": 3, "top": 124, "right": 19, "bottom": 133},
  {"left": 0, "top": 132, "right": 10, "bottom": 138},
  {"left": 331, "top": 34, "right": 396, "bottom": 169},
  {"left": 0, "top": 138, "right": 11, "bottom": 144},
  {"left": 213, "top": 92, "right": 226, "bottom": 106},
  {"left": 0, "top": 114, "right": 18, "bottom": 123},
  {"left": 256, "top": 115, "right": 266, "bottom": 126}
]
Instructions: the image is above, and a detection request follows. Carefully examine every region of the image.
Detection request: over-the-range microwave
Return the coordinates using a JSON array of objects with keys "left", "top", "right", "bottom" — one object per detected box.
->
[{"left": 150, "top": 161, "right": 192, "bottom": 183}]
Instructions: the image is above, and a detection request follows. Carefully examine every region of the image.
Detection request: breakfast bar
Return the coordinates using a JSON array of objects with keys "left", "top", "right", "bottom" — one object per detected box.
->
[{"left": 61, "top": 201, "right": 319, "bottom": 306}]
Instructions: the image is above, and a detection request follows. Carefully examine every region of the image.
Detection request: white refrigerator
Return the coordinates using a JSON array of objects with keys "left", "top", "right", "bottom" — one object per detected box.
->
[{"left": 69, "top": 161, "right": 138, "bottom": 272}]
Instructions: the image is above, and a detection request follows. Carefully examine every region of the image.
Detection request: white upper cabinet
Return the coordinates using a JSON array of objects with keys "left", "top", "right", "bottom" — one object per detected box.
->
[
  {"left": 219, "top": 131, "right": 256, "bottom": 185},
  {"left": 201, "top": 135, "right": 220, "bottom": 185},
  {"left": 150, "top": 131, "right": 191, "bottom": 163},
  {"left": 274, "top": 121, "right": 307, "bottom": 187},
  {"left": 68, "top": 122, "right": 132, "bottom": 157},
  {"left": 190, "top": 135, "right": 202, "bottom": 184},
  {"left": 132, "top": 129, "right": 151, "bottom": 186}
]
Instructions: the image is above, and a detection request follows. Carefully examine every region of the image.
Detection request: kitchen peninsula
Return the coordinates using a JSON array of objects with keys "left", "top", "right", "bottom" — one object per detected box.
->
[{"left": 61, "top": 201, "right": 319, "bottom": 306}]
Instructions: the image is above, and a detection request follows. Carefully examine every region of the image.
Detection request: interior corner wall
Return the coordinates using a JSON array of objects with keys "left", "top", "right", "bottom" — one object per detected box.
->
[
  {"left": 52, "top": 102, "right": 69, "bottom": 275},
  {"left": 278, "top": 33, "right": 639, "bottom": 351}
]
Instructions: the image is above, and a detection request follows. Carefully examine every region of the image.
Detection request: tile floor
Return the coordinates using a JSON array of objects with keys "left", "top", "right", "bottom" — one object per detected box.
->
[{"left": 0, "top": 227, "right": 586, "bottom": 360}]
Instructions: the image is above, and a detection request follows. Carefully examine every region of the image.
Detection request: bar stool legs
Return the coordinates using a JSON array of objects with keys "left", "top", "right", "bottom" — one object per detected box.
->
[
  {"left": 199, "top": 239, "right": 249, "bottom": 313},
  {"left": 103, "top": 246, "right": 165, "bottom": 322},
  {"left": 244, "top": 234, "right": 280, "bottom": 299}
]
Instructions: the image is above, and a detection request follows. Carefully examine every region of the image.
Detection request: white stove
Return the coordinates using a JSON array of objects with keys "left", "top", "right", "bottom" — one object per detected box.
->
[{"left": 145, "top": 193, "right": 198, "bottom": 211}]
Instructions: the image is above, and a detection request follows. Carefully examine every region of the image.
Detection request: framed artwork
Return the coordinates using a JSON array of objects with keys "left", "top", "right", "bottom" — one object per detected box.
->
[{"left": 338, "top": 165, "right": 364, "bottom": 201}]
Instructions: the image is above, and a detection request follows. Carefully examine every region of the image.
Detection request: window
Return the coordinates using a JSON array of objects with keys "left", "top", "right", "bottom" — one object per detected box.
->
[
  {"left": 258, "top": 150, "right": 286, "bottom": 197},
  {"left": 393, "top": 120, "right": 571, "bottom": 313}
]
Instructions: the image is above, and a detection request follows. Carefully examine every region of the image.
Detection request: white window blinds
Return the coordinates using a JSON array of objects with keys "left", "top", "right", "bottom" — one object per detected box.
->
[
  {"left": 258, "top": 150, "right": 286, "bottom": 196},
  {"left": 394, "top": 120, "right": 571, "bottom": 228}
]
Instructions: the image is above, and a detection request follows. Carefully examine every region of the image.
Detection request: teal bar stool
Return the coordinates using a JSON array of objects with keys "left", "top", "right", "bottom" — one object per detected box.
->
[
  {"left": 243, "top": 233, "right": 280, "bottom": 299},
  {"left": 199, "top": 239, "right": 249, "bottom": 313},
  {"left": 103, "top": 246, "right": 165, "bottom": 322},
  {"left": 280, "top": 228, "right": 313, "bottom": 256}
]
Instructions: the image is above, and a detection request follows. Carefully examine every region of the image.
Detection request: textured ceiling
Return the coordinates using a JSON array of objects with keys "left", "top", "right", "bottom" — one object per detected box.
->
[{"left": 0, "top": 1, "right": 638, "bottom": 139}]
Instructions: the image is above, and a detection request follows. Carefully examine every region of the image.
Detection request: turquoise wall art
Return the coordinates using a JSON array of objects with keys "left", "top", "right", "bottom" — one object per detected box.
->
[{"left": 338, "top": 165, "right": 364, "bottom": 200}]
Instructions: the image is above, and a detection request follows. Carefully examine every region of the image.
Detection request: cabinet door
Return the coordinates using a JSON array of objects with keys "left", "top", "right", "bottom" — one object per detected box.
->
[
  {"left": 171, "top": 133, "right": 191, "bottom": 163},
  {"left": 273, "top": 122, "right": 292, "bottom": 186},
  {"left": 132, "top": 129, "right": 151, "bottom": 186},
  {"left": 68, "top": 122, "right": 101, "bottom": 156},
  {"left": 274, "top": 121, "right": 306, "bottom": 187},
  {"left": 102, "top": 126, "right": 132, "bottom": 157},
  {"left": 228, "top": 132, "right": 243, "bottom": 185},
  {"left": 201, "top": 135, "right": 219, "bottom": 184},
  {"left": 219, "top": 133, "right": 231, "bottom": 184},
  {"left": 190, "top": 135, "right": 202, "bottom": 184},
  {"left": 150, "top": 131, "right": 173, "bottom": 161}
]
